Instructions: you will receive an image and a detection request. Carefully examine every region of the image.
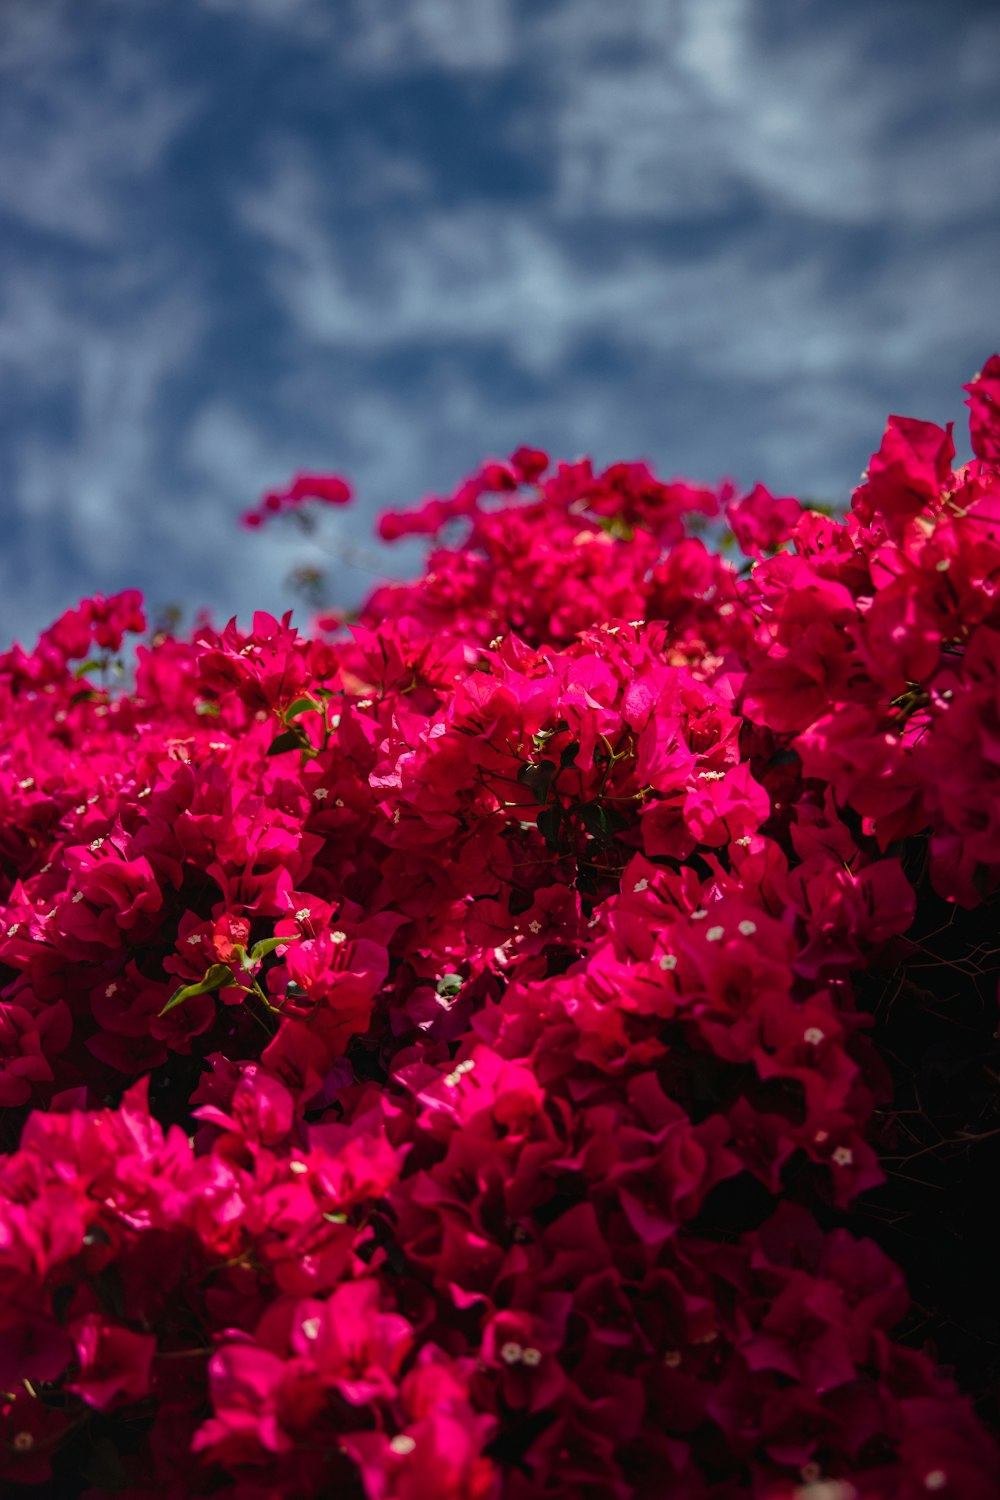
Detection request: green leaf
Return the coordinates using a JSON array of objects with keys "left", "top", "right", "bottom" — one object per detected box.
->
[
  {"left": 159, "top": 963, "right": 233, "bottom": 1016},
  {"left": 559, "top": 740, "right": 580, "bottom": 769},
  {"left": 267, "top": 728, "right": 306, "bottom": 756},
  {"left": 517, "top": 760, "right": 557, "bottom": 805},
  {"left": 284, "top": 695, "right": 321, "bottom": 721},
  {"left": 533, "top": 718, "right": 569, "bottom": 747},
  {"left": 88, "top": 1263, "right": 128, "bottom": 1322},
  {"left": 436, "top": 972, "right": 464, "bottom": 998},
  {"left": 578, "top": 802, "right": 611, "bottom": 843},
  {"left": 250, "top": 935, "right": 289, "bottom": 963},
  {"left": 84, "top": 1436, "right": 130, "bottom": 1492},
  {"left": 536, "top": 803, "right": 563, "bottom": 850},
  {"left": 72, "top": 658, "right": 103, "bottom": 679}
]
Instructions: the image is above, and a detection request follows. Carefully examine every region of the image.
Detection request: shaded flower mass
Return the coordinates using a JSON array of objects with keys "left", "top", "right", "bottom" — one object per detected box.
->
[{"left": 2, "top": 359, "right": 1000, "bottom": 1497}]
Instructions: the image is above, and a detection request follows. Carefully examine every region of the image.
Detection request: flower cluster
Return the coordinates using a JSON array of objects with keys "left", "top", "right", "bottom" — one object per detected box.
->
[
  {"left": 1, "top": 362, "right": 999, "bottom": 1497},
  {"left": 241, "top": 472, "right": 353, "bottom": 530}
]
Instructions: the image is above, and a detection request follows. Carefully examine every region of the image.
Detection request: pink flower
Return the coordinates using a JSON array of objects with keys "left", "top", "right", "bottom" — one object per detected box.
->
[
  {"left": 726, "top": 483, "right": 802, "bottom": 557},
  {"left": 964, "top": 354, "right": 1000, "bottom": 463},
  {"left": 66, "top": 1314, "right": 156, "bottom": 1409}
]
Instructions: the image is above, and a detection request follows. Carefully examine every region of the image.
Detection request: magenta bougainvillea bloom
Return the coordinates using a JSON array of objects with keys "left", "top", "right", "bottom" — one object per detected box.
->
[
  {"left": 241, "top": 471, "right": 354, "bottom": 528},
  {"left": 1, "top": 367, "right": 999, "bottom": 1496}
]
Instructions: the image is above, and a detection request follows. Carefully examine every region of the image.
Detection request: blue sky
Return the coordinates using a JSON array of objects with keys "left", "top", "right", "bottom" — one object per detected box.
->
[{"left": 1, "top": 0, "right": 998, "bottom": 645}]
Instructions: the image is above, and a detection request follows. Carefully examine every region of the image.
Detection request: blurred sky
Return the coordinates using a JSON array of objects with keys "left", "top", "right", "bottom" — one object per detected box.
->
[{"left": 1, "top": 0, "right": 999, "bottom": 645}]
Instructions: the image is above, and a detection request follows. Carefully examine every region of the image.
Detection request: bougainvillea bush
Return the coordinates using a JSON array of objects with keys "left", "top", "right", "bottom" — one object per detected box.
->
[{"left": 2, "top": 361, "right": 1000, "bottom": 1500}]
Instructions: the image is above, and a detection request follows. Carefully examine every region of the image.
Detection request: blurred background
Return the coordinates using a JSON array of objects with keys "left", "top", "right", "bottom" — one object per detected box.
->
[{"left": 1, "top": 0, "right": 998, "bottom": 645}]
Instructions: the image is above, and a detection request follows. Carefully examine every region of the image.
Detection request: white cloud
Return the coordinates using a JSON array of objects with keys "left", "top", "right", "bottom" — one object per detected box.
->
[
  {"left": 0, "top": 26, "right": 199, "bottom": 246},
  {"left": 340, "top": 0, "right": 514, "bottom": 73},
  {"left": 2, "top": 268, "right": 204, "bottom": 559},
  {"left": 196, "top": 0, "right": 332, "bottom": 41},
  {"left": 236, "top": 136, "right": 991, "bottom": 396},
  {"left": 0, "top": 2, "right": 212, "bottom": 639},
  {"left": 197, "top": 0, "right": 515, "bottom": 71},
  {"left": 232, "top": 0, "right": 999, "bottom": 407},
  {"left": 522, "top": 0, "right": 1000, "bottom": 227},
  {"left": 197, "top": 0, "right": 1000, "bottom": 233},
  {"left": 0, "top": 0, "right": 77, "bottom": 74},
  {"left": 240, "top": 170, "right": 641, "bottom": 373}
]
